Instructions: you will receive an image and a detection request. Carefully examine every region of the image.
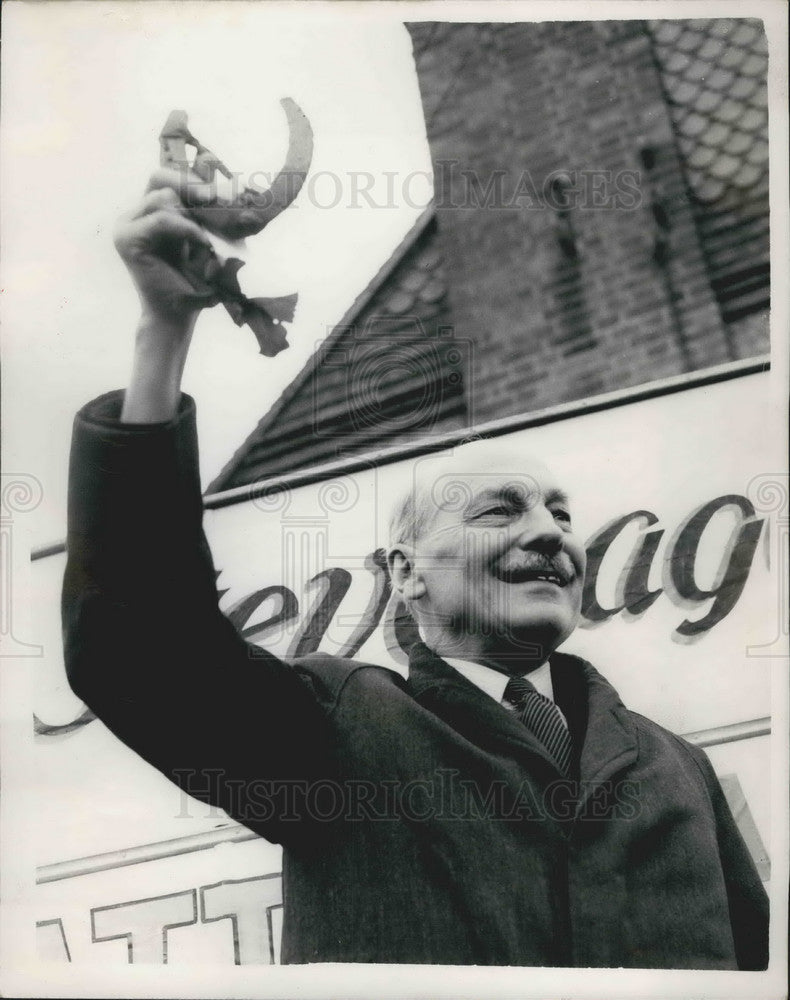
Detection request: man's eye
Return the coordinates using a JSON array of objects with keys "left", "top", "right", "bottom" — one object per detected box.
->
[
  {"left": 473, "top": 506, "right": 511, "bottom": 518},
  {"left": 551, "top": 509, "right": 572, "bottom": 524}
]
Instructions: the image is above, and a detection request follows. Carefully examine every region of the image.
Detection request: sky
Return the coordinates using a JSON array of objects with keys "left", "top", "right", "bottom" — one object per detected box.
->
[{"left": 1, "top": 2, "right": 432, "bottom": 547}]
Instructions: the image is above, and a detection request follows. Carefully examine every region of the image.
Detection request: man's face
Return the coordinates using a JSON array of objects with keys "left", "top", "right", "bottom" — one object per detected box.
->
[{"left": 406, "top": 452, "right": 586, "bottom": 665}]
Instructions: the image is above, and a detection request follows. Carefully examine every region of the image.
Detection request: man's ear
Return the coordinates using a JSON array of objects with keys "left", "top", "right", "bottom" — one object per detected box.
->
[{"left": 386, "top": 544, "right": 427, "bottom": 601}]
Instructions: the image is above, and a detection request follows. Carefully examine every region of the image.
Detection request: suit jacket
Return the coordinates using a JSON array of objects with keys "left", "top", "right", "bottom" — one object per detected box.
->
[{"left": 62, "top": 391, "right": 769, "bottom": 968}]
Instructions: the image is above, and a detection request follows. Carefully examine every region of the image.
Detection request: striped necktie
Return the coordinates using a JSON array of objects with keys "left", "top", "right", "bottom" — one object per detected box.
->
[{"left": 503, "top": 675, "right": 572, "bottom": 776}]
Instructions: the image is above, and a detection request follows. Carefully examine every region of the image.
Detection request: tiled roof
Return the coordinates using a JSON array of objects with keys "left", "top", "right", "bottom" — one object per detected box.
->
[
  {"left": 649, "top": 18, "right": 768, "bottom": 204},
  {"left": 648, "top": 18, "right": 770, "bottom": 329},
  {"left": 208, "top": 210, "right": 466, "bottom": 492}
]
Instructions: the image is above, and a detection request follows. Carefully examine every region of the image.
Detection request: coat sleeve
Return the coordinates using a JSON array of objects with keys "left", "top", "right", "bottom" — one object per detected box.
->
[
  {"left": 62, "top": 390, "right": 336, "bottom": 847},
  {"left": 692, "top": 746, "right": 770, "bottom": 970}
]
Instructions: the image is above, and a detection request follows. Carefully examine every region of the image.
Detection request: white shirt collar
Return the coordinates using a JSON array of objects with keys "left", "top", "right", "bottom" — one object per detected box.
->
[{"left": 442, "top": 657, "right": 556, "bottom": 705}]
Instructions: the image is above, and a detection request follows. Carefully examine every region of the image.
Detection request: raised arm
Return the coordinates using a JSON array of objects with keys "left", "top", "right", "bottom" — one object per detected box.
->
[
  {"left": 116, "top": 168, "right": 219, "bottom": 423},
  {"left": 62, "top": 174, "right": 334, "bottom": 848}
]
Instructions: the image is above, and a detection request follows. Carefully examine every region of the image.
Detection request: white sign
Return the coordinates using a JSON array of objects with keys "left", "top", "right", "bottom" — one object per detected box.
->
[{"left": 30, "top": 368, "right": 782, "bottom": 962}]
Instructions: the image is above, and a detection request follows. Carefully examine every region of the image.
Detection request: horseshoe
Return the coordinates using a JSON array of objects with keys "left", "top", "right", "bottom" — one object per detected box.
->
[
  {"left": 158, "top": 99, "right": 313, "bottom": 356},
  {"left": 159, "top": 98, "right": 314, "bottom": 239}
]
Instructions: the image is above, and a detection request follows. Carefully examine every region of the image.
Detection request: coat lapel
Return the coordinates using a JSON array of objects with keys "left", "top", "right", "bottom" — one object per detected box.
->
[
  {"left": 407, "top": 642, "right": 639, "bottom": 796},
  {"left": 552, "top": 651, "right": 639, "bottom": 810},
  {"left": 406, "top": 642, "right": 568, "bottom": 778}
]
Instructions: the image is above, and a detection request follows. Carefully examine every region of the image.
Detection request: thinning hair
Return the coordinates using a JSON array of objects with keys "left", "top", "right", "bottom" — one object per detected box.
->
[
  {"left": 387, "top": 434, "right": 486, "bottom": 548},
  {"left": 387, "top": 482, "right": 435, "bottom": 548},
  {"left": 387, "top": 435, "right": 552, "bottom": 549}
]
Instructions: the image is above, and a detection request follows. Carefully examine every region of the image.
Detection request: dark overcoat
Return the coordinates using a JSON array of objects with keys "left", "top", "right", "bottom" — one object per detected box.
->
[{"left": 62, "top": 391, "right": 769, "bottom": 968}]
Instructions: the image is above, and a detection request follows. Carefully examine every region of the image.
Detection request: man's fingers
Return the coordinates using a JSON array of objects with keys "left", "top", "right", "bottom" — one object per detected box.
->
[
  {"left": 114, "top": 208, "right": 213, "bottom": 256},
  {"left": 133, "top": 187, "right": 187, "bottom": 219},
  {"left": 145, "top": 167, "right": 223, "bottom": 207}
]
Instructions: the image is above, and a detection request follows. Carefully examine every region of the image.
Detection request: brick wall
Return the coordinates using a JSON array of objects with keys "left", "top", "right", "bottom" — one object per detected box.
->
[
  {"left": 407, "top": 20, "right": 769, "bottom": 426},
  {"left": 215, "top": 19, "right": 770, "bottom": 489}
]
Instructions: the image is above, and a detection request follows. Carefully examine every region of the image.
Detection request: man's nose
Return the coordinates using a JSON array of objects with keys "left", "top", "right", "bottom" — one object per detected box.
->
[{"left": 514, "top": 505, "right": 564, "bottom": 553}]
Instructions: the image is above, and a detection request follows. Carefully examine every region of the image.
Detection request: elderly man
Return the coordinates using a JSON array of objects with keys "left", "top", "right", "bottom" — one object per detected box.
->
[{"left": 62, "top": 171, "right": 768, "bottom": 969}]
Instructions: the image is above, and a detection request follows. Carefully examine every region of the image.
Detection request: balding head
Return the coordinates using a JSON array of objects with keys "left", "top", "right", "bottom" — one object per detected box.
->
[
  {"left": 386, "top": 438, "right": 586, "bottom": 668},
  {"left": 388, "top": 438, "right": 553, "bottom": 548}
]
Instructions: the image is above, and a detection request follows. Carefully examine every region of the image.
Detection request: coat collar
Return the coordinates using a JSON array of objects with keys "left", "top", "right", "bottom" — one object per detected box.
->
[
  {"left": 551, "top": 650, "right": 639, "bottom": 791},
  {"left": 406, "top": 641, "right": 638, "bottom": 791}
]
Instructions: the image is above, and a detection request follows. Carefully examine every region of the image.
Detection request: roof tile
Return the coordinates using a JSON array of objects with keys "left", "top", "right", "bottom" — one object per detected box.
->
[
  {"left": 400, "top": 269, "right": 430, "bottom": 292},
  {"left": 418, "top": 278, "right": 447, "bottom": 303},
  {"left": 664, "top": 50, "right": 692, "bottom": 72},
  {"left": 719, "top": 46, "right": 747, "bottom": 70},
  {"left": 731, "top": 22, "right": 759, "bottom": 46},
  {"left": 741, "top": 53, "right": 768, "bottom": 76},
  {"left": 709, "top": 152, "right": 741, "bottom": 180},
  {"left": 738, "top": 107, "right": 767, "bottom": 131},
  {"left": 648, "top": 18, "right": 768, "bottom": 203},
  {"left": 384, "top": 290, "right": 416, "bottom": 315},
  {"left": 699, "top": 120, "right": 731, "bottom": 147},
  {"left": 685, "top": 58, "right": 710, "bottom": 82},
  {"left": 691, "top": 174, "right": 726, "bottom": 201},
  {"left": 676, "top": 29, "right": 705, "bottom": 54},
  {"left": 695, "top": 89, "right": 724, "bottom": 113},
  {"left": 667, "top": 78, "right": 700, "bottom": 104},
  {"left": 679, "top": 111, "right": 709, "bottom": 137},
  {"left": 713, "top": 98, "right": 748, "bottom": 123},
  {"left": 734, "top": 163, "right": 764, "bottom": 187},
  {"left": 415, "top": 247, "right": 443, "bottom": 270},
  {"left": 647, "top": 18, "right": 770, "bottom": 328},
  {"left": 709, "top": 21, "right": 735, "bottom": 39},
  {"left": 698, "top": 36, "right": 726, "bottom": 60},
  {"left": 722, "top": 130, "right": 753, "bottom": 155},
  {"left": 729, "top": 76, "right": 760, "bottom": 100},
  {"left": 687, "top": 144, "right": 718, "bottom": 169},
  {"left": 653, "top": 21, "right": 684, "bottom": 44},
  {"left": 745, "top": 140, "right": 769, "bottom": 166},
  {"left": 706, "top": 67, "right": 735, "bottom": 90}
]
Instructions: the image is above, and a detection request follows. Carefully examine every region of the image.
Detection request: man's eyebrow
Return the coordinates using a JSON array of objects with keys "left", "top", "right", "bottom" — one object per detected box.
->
[
  {"left": 544, "top": 487, "right": 571, "bottom": 507},
  {"left": 465, "top": 484, "right": 571, "bottom": 507}
]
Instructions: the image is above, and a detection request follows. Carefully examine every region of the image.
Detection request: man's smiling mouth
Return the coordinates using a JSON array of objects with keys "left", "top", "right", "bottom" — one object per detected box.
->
[{"left": 495, "top": 567, "right": 572, "bottom": 586}]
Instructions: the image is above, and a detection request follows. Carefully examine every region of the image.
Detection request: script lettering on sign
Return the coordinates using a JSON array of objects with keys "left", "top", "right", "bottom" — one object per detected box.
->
[{"left": 34, "top": 493, "right": 765, "bottom": 739}]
